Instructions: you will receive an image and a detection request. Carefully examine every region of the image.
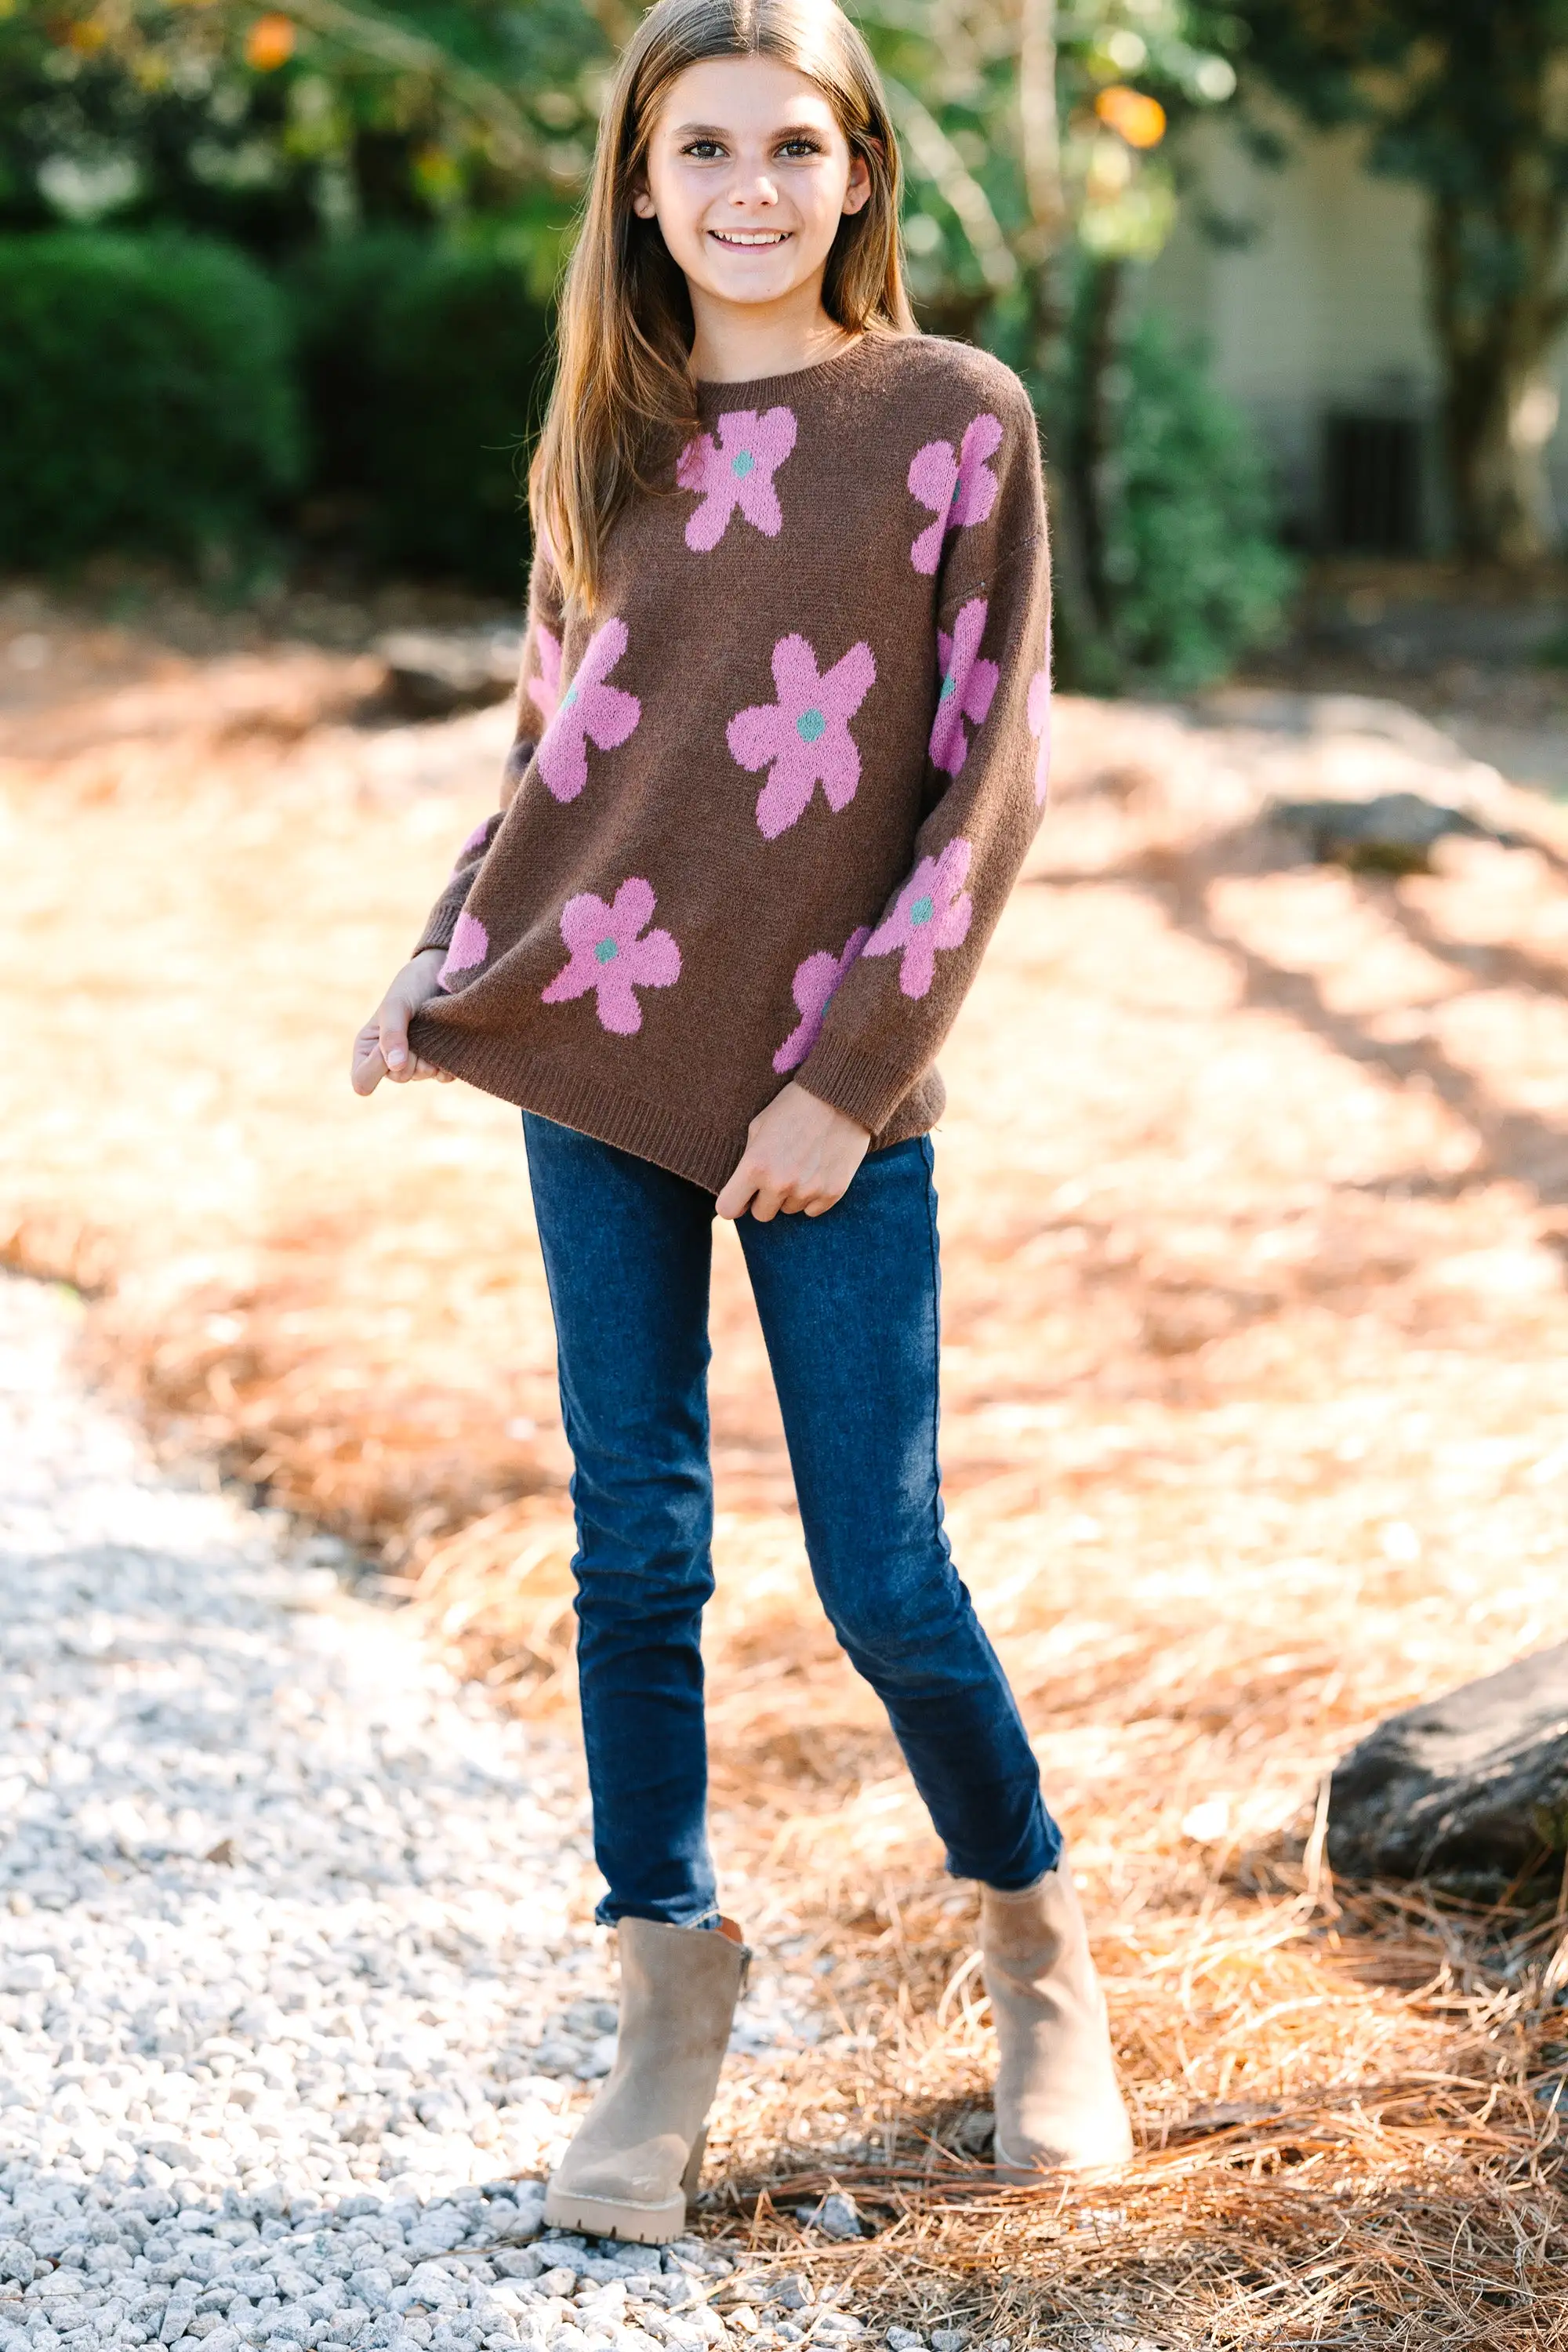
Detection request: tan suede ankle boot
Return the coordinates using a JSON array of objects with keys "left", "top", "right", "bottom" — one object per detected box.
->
[
  {"left": 543, "top": 1917, "right": 749, "bottom": 2243},
  {"left": 980, "top": 1858, "right": 1134, "bottom": 2178}
]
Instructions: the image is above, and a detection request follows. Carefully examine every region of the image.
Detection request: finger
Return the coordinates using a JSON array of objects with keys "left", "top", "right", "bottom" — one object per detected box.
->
[
  {"left": 379, "top": 1002, "right": 412, "bottom": 1077},
  {"left": 351, "top": 1036, "right": 387, "bottom": 1097},
  {"left": 715, "top": 1162, "right": 758, "bottom": 1221},
  {"left": 747, "top": 1181, "right": 785, "bottom": 1224}
]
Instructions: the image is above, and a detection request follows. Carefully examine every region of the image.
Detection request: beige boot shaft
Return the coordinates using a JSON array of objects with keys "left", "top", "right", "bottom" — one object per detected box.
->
[
  {"left": 545, "top": 1918, "right": 749, "bottom": 2244},
  {"left": 980, "top": 1859, "right": 1134, "bottom": 2176}
]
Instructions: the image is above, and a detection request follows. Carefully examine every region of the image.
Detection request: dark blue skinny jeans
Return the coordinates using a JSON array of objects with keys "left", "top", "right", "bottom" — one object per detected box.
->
[{"left": 522, "top": 1112, "right": 1060, "bottom": 1926}]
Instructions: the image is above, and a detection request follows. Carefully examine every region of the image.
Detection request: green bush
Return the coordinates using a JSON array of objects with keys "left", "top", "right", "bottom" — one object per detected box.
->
[
  {"left": 289, "top": 234, "right": 554, "bottom": 592},
  {"left": 0, "top": 232, "right": 302, "bottom": 570},
  {"left": 1099, "top": 310, "right": 1295, "bottom": 691}
]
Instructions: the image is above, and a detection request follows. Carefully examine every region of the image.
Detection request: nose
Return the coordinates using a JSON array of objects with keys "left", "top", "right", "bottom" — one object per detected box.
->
[{"left": 729, "top": 171, "right": 779, "bottom": 207}]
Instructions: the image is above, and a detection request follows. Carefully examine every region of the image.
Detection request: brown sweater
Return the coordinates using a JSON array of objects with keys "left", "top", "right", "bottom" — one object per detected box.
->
[{"left": 408, "top": 329, "right": 1052, "bottom": 1193}]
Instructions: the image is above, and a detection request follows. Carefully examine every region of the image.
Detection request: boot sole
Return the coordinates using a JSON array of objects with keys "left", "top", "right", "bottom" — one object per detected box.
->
[
  {"left": 542, "top": 2183, "right": 688, "bottom": 2244},
  {"left": 543, "top": 2130, "right": 707, "bottom": 2246}
]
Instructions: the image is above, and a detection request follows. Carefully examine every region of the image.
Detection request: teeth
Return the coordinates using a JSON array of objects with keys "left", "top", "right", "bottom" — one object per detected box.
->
[{"left": 714, "top": 230, "right": 785, "bottom": 245}]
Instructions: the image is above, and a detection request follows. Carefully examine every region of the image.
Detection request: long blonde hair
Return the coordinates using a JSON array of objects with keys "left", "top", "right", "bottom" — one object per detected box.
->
[{"left": 532, "top": 0, "right": 915, "bottom": 607}]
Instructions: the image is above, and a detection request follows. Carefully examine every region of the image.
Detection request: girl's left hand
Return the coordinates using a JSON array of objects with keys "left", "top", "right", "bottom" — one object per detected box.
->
[{"left": 716, "top": 1083, "right": 870, "bottom": 1221}]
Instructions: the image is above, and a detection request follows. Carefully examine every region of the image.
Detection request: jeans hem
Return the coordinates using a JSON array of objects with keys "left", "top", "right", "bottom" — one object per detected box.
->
[
  {"left": 594, "top": 1898, "right": 723, "bottom": 1931},
  {"left": 949, "top": 1816, "right": 1063, "bottom": 1893}
]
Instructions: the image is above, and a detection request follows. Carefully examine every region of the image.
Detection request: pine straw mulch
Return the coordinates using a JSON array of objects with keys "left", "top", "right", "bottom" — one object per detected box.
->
[{"left": 6, "top": 588, "right": 1568, "bottom": 2342}]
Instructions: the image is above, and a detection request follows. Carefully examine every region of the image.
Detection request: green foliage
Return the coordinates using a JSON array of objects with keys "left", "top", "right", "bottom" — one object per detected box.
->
[
  {"left": 0, "top": 0, "right": 605, "bottom": 268},
  {"left": 858, "top": 0, "right": 1244, "bottom": 325},
  {"left": 0, "top": 229, "right": 301, "bottom": 570},
  {"left": 289, "top": 231, "right": 552, "bottom": 589},
  {"left": 1098, "top": 310, "right": 1295, "bottom": 689}
]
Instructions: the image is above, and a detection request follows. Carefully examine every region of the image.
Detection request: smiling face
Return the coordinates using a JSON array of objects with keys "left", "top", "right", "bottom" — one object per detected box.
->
[{"left": 632, "top": 54, "right": 871, "bottom": 322}]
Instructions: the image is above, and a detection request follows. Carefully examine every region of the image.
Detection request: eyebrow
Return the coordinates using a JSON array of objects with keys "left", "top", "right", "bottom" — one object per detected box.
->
[{"left": 669, "top": 120, "right": 827, "bottom": 140}]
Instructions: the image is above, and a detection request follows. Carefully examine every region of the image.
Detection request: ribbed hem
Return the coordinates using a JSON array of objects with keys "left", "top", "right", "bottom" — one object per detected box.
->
[
  {"left": 795, "top": 1035, "right": 921, "bottom": 1135},
  {"left": 405, "top": 1021, "right": 746, "bottom": 1192}
]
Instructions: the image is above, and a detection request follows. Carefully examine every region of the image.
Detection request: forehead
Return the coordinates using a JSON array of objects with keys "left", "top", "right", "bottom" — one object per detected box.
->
[{"left": 655, "top": 54, "right": 842, "bottom": 135}]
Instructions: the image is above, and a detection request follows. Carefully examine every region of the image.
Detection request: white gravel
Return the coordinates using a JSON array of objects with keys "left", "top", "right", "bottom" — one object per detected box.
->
[{"left": 0, "top": 1276, "right": 851, "bottom": 2352}]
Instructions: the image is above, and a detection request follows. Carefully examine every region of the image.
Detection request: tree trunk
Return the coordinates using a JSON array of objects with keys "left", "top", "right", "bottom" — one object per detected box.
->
[
  {"left": 1429, "top": 171, "right": 1568, "bottom": 564},
  {"left": 1015, "top": 0, "right": 1105, "bottom": 681},
  {"left": 1066, "top": 255, "right": 1124, "bottom": 633},
  {"left": 1017, "top": 0, "right": 1067, "bottom": 257}
]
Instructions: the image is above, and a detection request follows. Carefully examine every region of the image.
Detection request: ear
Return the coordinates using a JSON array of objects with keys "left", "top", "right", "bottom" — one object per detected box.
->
[
  {"left": 631, "top": 181, "right": 658, "bottom": 220},
  {"left": 842, "top": 142, "right": 875, "bottom": 217}
]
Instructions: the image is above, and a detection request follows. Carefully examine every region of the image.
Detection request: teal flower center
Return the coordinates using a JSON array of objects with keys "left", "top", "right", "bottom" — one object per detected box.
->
[
  {"left": 938, "top": 673, "right": 956, "bottom": 702},
  {"left": 909, "top": 894, "right": 935, "bottom": 927},
  {"left": 731, "top": 449, "right": 757, "bottom": 478},
  {"left": 796, "top": 707, "right": 827, "bottom": 743},
  {"left": 594, "top": 936, "right": 619, "bottom": 965},
  {"left": 562, "top": 684, "right": 579, "bottom": 708}
]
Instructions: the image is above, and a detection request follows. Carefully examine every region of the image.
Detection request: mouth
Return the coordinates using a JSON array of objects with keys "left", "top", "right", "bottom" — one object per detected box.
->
[{"left": 708, "top": 228, "right": 789, "bottom": 249}]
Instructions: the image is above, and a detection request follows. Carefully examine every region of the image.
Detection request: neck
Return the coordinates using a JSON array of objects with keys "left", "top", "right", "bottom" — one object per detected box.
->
[{"left": 687, "top": 279, "right": 858, "bottom": 384}]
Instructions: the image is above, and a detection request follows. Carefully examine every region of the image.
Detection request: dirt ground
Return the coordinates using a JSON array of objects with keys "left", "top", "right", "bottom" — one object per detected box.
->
[{"left": 5, "top": 573, "right": 1568, "bottom": 2345}]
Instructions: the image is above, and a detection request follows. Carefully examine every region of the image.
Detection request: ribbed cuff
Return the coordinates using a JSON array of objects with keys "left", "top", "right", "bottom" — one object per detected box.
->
[
  {"left": 794, "top": 1034, "right": 916, "bottom": 1135},
  {"left": 411, "top": 892, "right": 466, "bottom": 959}
]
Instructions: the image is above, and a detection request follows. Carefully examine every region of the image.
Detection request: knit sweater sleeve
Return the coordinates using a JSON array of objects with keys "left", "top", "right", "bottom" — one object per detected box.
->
[
  {"left": 794, "top": 383, "right": 1052, "bottom": 1135},
  {"left": 410, "top": 543, "right": 567, "bottom": 958}
]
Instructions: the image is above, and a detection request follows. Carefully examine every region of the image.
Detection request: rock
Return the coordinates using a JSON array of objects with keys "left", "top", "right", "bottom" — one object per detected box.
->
[
  {"left": 0, "top": 1273, "right": 881, "bottom": 2352},
  {"left": 885, "top": 2332, "right": 925, "bottom": 2351},
  {"left": 495, "top": 2249, "right": 548, "bottom": 2278},
  {"left": 1268, "top": 789, "right": 1501, "bottom": 875},
  {"left": 1328, "top": 1641, "right": 1568, "bottom": 1893},
  {"left": 801, "top": 2193, "right": 863, "bottom": 2241},
  {"left": 953, "top": 2110, "right": 993, "bottom": 2156},
  {"left": 375, "top": 630, "right": 522, "bottom": 718},
  {"left": 495, "top": 2190, "right": 546, "bottom": 2245},
  {"left": 930, "top": 2334, "right": 967, "bottom": 2352},
  {"left": 0, "top": 1955, "right": 55, "bottom": 1994}
]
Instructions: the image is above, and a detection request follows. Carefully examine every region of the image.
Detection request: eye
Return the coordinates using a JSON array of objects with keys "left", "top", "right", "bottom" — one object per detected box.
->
[
  {"left": 777, "top": 136, "right": 823, "bottom": 158},
  {"left": 681, "top": 138, "right": 726, "bottom": 160}
]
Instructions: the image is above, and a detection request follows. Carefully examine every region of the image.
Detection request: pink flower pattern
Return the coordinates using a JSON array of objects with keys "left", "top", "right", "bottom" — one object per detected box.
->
[
  {"left": 540, "top": 877, "right": 681, "bottom": 1036},
  {"left": 865, "top": 839, "right": 973, "bottom": 1000},
  {"left": 677, "top": 406, "right": 798, "bottom": 552},
  {"left": 930, "top": 597, "right": 999, "bottom": 777},
  {"left": 773, "top": 926, "right": 872, "bottom": 1074},
  {"left": 527, "top": 623, "right": 562, "bottom": 725},
  {"left": 438, "top": 909, "right": 489, "bottom": 990},
  {"left": 537, "top": 619, "right": 641, "bottom": 803},
  {"left": 727, "top": 633, "right": 877, "bottom": 840},
  {"left": 906, "top": 412, "right": 1003, "bottom": 574},
  {"left": 456, "top": 818, "right": 492, "bottom": 860},
  {"left": 1027, "top": 644, "right": 1051, "bottom": 804}
]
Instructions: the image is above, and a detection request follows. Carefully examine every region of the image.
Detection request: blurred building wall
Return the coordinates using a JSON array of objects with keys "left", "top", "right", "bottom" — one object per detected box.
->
[{"left": 1148, "top": 114, "right": 1568, "bottom": 555}]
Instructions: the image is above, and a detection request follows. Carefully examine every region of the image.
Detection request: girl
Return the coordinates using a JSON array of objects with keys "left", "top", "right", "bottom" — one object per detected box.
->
[{"left": 353, "top": 0, "right": 1131, "bottom": 2242}]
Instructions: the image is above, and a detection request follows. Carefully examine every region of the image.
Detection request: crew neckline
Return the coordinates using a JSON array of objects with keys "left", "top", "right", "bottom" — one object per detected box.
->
[{"left": 693, "top": 327, "right": 900, "bottom": 409}]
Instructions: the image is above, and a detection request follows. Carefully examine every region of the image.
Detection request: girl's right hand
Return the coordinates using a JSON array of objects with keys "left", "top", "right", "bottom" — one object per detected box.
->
[{"left": 351, "top": 949, "right": 454, "bottom": 1094}]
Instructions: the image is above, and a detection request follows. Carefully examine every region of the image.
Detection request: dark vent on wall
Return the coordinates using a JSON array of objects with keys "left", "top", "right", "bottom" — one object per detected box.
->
[{"left": 1324, "top": 413, "right": 1424, "bottom": 554}]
